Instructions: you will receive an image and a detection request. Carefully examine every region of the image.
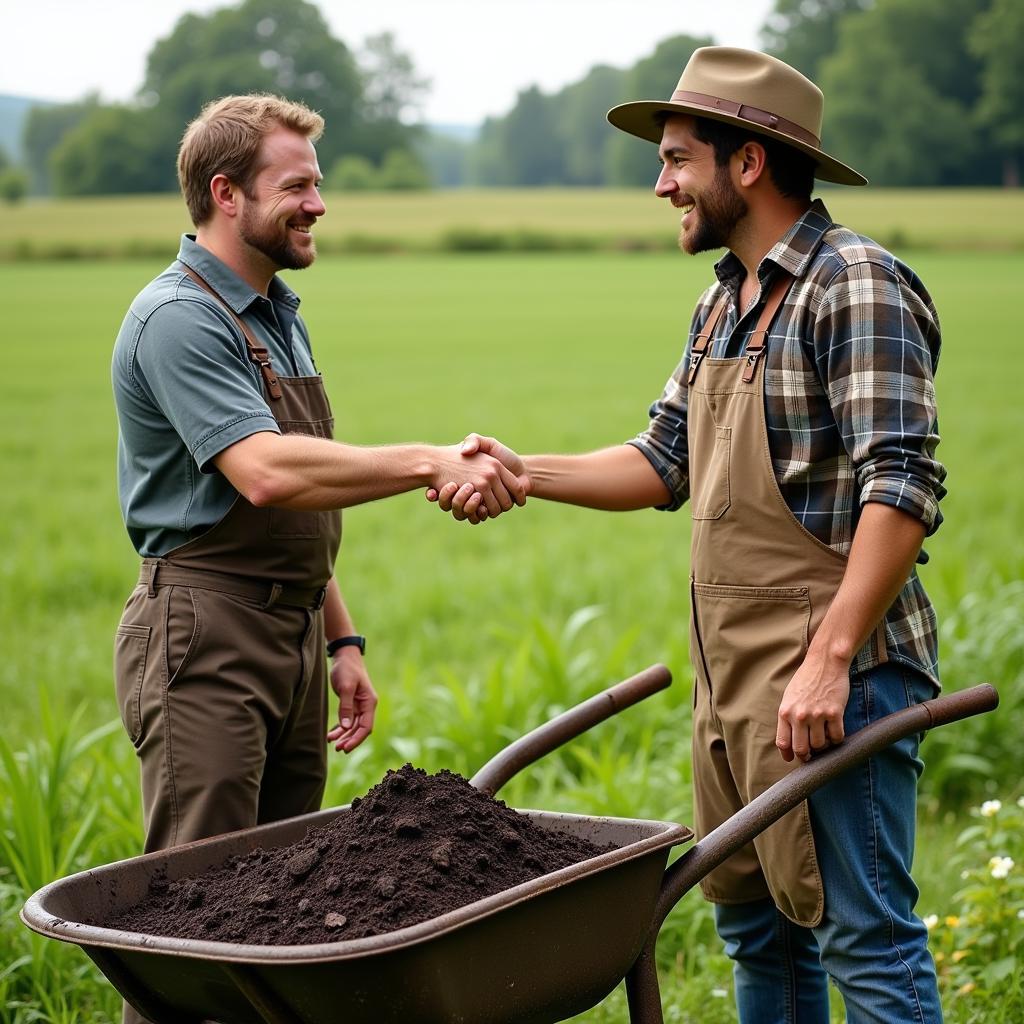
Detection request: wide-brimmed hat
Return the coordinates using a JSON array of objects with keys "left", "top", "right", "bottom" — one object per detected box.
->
[{"left": 607, "top": 46, "right": 866, "bottom": 186}]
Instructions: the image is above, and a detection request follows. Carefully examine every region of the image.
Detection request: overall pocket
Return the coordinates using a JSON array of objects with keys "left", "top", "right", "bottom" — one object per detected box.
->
[
  {"left": 114, "top": 623, "right": 151, "bottom": 745},
  {"left": 691, "top": 425, "right": 732, "bottom": 520}
]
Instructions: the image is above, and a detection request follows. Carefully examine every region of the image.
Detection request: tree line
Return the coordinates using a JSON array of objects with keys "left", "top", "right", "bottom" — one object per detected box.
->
[
  {"left": 4, "top": 0, "right": 1021, "bottom": 199},
  {"left": 469, "top": 0, "right": 1021, "bottom": 189}
]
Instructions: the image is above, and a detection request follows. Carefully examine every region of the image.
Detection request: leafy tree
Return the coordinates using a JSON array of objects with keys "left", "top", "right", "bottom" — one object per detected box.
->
[
  {"left": 555, "top": 64, "right": 626, "bottom": 186},
  {"left": 819, "top": 0, "right": 995, "bottom": 186},
  {"left": 606, "top": 34, "right": 712, "bottom": 187},
  {"left": 0, "top": 168, "right": 28, "bottom": 204},
  {"left": 22, "top": 95, "right": 100, "bottom": 194},
  {"left": 50, "top": 106, "right": 172, "bottom": 196},
  {"left": 500, "top": 86, "right": 566, "bottom": 186},
  {"left": 327, "top": 154, "right": 376, "bottom": 191},
  {"left": 379, "top": 148, "right": 432, "bottom": 190},
  {"left": 140, "top": 0, "right": 364, "bottom": 171},
  {"left": 466, "top": 117, "right": 502, "bottom": 185},
  {"left": 761, "top": 0, "right": 871, "bottom": 81},
  {"left": 969, "top": 0, "right": 1024, "bottom": 186},
  {"left": 416, "top": 130, "right": 471, "bottom": 188},
  {"left": 355, "top": 32, "right": 430, "bottom": 163}
]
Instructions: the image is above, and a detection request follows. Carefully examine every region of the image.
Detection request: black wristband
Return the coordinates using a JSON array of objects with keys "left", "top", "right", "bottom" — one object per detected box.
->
[{"left": 327, "top": 635, "right": 366, "bottom": 657}]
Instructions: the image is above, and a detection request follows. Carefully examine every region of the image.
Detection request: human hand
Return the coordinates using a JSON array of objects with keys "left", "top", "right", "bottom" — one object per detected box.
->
[
  {"left": 426, "top": 434, "right": 530, "bottom": 524},
  {"left": 775, "top": 651, "right": 850, "bottom": 763},
  {"left": 327, "top": 648, "right": 378, "bottom": 753}
]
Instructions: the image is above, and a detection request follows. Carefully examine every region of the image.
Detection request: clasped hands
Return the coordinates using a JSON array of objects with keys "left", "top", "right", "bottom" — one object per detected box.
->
[{"left": 427, "top": 434, "right": 527, "bottom": 524}]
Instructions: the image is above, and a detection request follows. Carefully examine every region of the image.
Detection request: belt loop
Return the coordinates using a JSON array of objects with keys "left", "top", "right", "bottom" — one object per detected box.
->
[
  {"left": 262, "top": 583, "right": 283, "bottom": 610},
  {"left": 312, "top": 586, "right": 327, "bottom": 610},
  {"left": 146, "top": 561, "right": 159, "bottom": 598}
]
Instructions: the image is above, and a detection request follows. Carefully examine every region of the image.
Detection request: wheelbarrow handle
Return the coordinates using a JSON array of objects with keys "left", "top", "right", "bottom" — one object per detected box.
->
[
  {"left": 624, "top": 682, "right": 999, "bottom": 1024},
  {"left": 469, "top": 663, "right": 672, "bottom": 796}
]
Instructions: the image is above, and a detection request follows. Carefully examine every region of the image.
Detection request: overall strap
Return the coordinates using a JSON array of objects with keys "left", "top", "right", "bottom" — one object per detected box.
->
[
  {"left": 741, "top": 272, "right": 795, "bottom": 384},
  {"left": 687, "top": 293, "right": 730, "bottom": 386},
  {"left": 181, "top": 266, "right": 283, "bottom": 400}
]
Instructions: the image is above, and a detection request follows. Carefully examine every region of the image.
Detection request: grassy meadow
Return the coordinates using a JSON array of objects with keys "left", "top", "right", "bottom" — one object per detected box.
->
[
  {"left": 3, "top": 187, "right": 1024, "bottom": 260},
  {"left": 1, "top": 189, "right": 1022, "bottom": 1022}
]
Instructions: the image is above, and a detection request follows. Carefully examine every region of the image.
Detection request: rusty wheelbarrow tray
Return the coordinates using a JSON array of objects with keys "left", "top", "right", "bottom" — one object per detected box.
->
[{"left": 22, "top": 667, "right": 998, "bottom": 1024}]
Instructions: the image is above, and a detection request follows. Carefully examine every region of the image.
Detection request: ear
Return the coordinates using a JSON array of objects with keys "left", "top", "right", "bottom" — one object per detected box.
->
[
  {"left": 735, "top": 141, "right": 769, "bottom": 187},
  {"left": 209, "top": 173, "right": 241, "bottom": 218}
]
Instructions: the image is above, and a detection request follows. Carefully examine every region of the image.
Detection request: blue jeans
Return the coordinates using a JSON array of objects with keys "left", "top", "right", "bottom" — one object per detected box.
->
[{"left": 714, "top": 662, "right": 943, "bottom": 1023}]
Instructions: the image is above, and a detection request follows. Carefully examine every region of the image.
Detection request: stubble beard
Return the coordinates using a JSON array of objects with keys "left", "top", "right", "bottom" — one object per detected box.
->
[
  {"left": 679, "top": 165, "right": 748, "bottom": 256},
  {"left": 239, "top": 202, "right": 317, "bottom": 272}
]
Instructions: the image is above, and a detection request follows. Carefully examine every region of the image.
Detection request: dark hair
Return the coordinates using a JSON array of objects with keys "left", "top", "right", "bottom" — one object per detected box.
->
[{"left": 691, "top": 115, "right": 816, "bottom": 201}]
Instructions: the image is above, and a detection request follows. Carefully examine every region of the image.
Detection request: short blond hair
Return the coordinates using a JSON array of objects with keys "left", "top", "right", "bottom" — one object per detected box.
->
[{"left": 177, "top": 94, "right": 324, "bottom": 226}]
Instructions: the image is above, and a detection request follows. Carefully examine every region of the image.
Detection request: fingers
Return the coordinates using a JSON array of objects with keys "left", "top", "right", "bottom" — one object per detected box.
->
[
  {"left": 776, "top": 712, "right": 845, "bottom": 763},
  {"left": 460, "top": 433, "right": 484, "bottom": 456},
  {"left": 328, "top": 661, "right": 378, "bottom": 753},
  {"left": 775, "top": 717, "right": 796, "bottom": 763},
  {"left": 329, "top": 719, "right": 372, "bottom": 753}
]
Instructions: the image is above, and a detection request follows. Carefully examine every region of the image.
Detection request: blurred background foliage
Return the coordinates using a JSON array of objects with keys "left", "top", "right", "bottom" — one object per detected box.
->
[{"left": 1, "top": 0, "right": 1022, "bottom": 202}]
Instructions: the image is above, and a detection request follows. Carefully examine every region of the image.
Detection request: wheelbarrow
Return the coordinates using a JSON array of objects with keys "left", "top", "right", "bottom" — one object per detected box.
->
[{"left": 22, "top": 666, "right": 998, "bottom": 1024}]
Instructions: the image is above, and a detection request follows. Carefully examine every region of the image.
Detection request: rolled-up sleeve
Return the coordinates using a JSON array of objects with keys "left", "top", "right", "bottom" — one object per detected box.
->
[
  {"left": 626, "top": 295, "right": 716, "bottom": 511},
  {"left": 814, "top": 259, "right": 946, "bottom": 535},
  {"left": 627, "top": 357, "right": 691, "bottom": 511}
]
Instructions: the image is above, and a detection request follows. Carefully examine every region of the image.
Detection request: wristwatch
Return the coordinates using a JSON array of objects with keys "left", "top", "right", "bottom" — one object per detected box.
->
[{"left": 326, "top": 635, "right": 366, "bottom": 657}]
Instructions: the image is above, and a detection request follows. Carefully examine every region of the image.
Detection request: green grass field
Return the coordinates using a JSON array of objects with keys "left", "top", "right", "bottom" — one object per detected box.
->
[
  {"left": 2, "top": 187, "right": 1024, "bottom": 260},
  {"left": 1, "top": 199, "right": 1022, "bottom": 1022}
]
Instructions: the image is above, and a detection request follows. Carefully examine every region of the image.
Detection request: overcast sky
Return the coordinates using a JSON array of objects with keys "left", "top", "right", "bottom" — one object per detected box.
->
[{"left": 3, "top": 0, "right": 775, "bottom": 125}]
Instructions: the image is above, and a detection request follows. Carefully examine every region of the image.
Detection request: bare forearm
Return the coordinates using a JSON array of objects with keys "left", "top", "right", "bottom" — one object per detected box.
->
[
  {"left": 810, "top": 502, "right": 926, "bottom": 663},
  {"left": 524, "top": 444, "right": 671, "bottom": 511},
  {"left": 215, "top": 431, "right": 525, "bottom": 513},
  {"left": 219, "top": 432, "right": 432, "bottom": 509}
]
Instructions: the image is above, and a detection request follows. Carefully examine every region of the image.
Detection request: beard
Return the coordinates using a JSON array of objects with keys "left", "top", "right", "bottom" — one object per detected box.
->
[
  {"left": 680, "top": 165, "right": 748, "bottom": 255},
  {"left": 239, "top": 201, "right": 317, "bottom": 271}
]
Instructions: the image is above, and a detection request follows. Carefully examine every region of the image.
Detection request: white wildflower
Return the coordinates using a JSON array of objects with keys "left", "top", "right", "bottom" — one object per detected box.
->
[
  {"left": 981, "top": 800, "right": 1002, "bottom": 817},
  {"left": 711, "top": 989, "right": 728, "bottom": 998},
  {"left": 989, "top": 856, "right": 1014, "bottom": 879},
  {"left": 923, "top": 914, "right": 939, "bottom": 930},
  {"left": 1017, "top": 796, "right": 1024, "bottom": 810}
]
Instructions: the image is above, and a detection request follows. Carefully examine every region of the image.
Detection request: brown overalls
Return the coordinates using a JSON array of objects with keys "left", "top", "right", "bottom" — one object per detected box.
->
[
  {"left": 686, "top": 272, "right": 886, "bottom": 927},
  {"left": 114, "top": 267, "right": 342, "bottom": 859}
]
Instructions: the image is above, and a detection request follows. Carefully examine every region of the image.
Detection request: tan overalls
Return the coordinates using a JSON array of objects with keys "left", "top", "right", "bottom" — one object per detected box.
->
[
  {"left": 114, "top": 267, "right": 342, "bottom": 856},
  {"left": 686, "top": 272, "right": 886, "bottom": 927}
]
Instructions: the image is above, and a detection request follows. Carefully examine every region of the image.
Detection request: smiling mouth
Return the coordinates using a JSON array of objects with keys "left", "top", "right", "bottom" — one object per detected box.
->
[{"left": 288, "top": 223, "right": 313, "bottom": 234}]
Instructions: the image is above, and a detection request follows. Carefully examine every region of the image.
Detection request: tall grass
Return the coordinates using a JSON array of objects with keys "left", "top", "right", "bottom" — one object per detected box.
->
[{"left": 1, "top": 248, "right": 1021, "bottom": 1022}]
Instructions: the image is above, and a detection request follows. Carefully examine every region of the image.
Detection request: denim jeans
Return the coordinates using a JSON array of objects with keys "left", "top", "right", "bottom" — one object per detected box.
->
[{"left": 714, "top": 662, "right": 943, "bottom": 1023}]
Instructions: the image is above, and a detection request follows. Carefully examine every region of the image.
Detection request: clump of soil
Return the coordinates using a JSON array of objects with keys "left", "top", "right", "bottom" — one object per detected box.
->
[{"left": 106, "top": 765, "right": 607, "bottom": 945}]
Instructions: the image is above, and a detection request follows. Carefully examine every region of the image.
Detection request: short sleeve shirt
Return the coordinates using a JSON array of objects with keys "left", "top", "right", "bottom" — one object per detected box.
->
[{"left": 112, "top": 235, "right": 319, "bottom": 557}]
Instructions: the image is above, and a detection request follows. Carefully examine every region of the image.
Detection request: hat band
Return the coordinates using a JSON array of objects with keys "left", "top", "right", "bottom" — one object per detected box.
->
[{"left": 671, "top": 90, "right": 820, "bottom": 149}]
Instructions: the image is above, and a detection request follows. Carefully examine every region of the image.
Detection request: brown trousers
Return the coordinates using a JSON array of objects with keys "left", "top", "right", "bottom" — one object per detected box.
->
[{"left": 115, "top": 578, "right": 328, "bottom": 853}]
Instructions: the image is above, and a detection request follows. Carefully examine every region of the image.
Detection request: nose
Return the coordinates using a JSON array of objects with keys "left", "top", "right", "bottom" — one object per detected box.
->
[
  {"left": 306, "top": 188, "right": 326, "bottom": 217},
  {"left": 655, "top": 167, "right": 678, "bottom": 199}
]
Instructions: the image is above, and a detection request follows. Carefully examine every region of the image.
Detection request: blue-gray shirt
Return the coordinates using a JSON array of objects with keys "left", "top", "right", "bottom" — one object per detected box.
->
[{"left": 112, "top": 236, "right": 319, "bottom": 557}]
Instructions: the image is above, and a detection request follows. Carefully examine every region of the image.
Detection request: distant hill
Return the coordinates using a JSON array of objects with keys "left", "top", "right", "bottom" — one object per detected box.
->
[{"left": 0, "top": 94, "right": 55, "bottom": 163}]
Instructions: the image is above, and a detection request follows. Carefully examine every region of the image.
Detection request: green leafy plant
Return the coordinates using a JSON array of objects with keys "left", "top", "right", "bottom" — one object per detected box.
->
[{"left": 924, "top": 795, "right": 1024, "bottom": 1022}]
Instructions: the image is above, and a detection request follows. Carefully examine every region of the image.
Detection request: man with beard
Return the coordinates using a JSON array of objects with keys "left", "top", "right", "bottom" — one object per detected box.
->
[
  {"left": 431, "top": 48, "right": 946, "bottom": 1023},
  {"left": 111, "top": 95, "right": 527, "bottom": 1022}
]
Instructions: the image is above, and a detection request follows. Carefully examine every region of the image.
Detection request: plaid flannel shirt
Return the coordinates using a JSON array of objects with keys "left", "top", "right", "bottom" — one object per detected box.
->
[{"left": 629, "top": 200, "right": 945, "bottom": 683}]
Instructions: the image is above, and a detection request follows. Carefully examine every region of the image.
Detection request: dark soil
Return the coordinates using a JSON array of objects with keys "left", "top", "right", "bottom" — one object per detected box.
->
[{"left": 106, "top": 764, "right": 607, "bottom": 945}]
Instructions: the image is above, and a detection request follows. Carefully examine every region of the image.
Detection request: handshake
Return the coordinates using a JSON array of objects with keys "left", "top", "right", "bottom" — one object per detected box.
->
[{"left": 426, "top": 433, "right": 528, "bottom": 525}]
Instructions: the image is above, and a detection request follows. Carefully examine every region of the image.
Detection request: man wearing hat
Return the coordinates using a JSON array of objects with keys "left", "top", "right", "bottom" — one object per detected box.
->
[{"left": 432, "top": 47, "right": 946, "bottom": 1022}]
